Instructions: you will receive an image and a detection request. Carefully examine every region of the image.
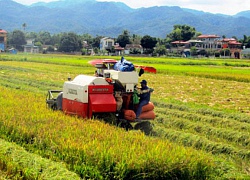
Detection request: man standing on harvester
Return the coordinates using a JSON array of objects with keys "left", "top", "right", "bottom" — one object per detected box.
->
[{"left": 135, "top": 80, "right": 153, "bottom": 119}]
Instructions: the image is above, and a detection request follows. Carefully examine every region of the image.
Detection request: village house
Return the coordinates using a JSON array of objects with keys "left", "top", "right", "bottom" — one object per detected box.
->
[
  {"left": 82, "top": 40, "right": 94, "bottom": 55},
  {"left": 24, "top": 39, "right": 39, "bottom": 53},
  {"left": 219, "top": 38, "right": 241, "bottom": 58},
  {"left": 100, "top": 37, "right": 115, "bottom": 52},
  {"left": 124, "top": 44, "right": 143, "bottom": 55},
  {"left": 0, "top": 29, "right": 7, "bottom": 52},
  {"left": 196, "top": 35, "right": 221, "bottom": 49},
  {"left": 171, "top": 34, "right": 242, "bottom": 58},
  {"left": 114, "top": 43, "right": 124, "bottom": 56}
]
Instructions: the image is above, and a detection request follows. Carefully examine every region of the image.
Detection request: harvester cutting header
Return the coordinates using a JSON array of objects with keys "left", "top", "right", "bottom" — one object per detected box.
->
[{"left": 46, "top": 57, "right": 156, "bottom": 128}]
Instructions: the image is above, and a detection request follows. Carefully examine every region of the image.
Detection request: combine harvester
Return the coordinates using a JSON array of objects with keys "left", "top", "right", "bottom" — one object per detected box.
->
[{"left": 46, "top": 57, "right": 156, "bottom": 130}]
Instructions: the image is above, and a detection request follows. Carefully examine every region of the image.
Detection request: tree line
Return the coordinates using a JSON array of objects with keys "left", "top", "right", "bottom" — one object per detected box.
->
[{"left": 6, "top": 24, "right": 250, "bottom": 56}]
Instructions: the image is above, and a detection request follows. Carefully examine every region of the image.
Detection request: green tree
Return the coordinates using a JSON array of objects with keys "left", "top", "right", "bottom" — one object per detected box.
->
[
  {"left": 37, "top": 31, "right": 52, "bottom": 45},
  {"left": 154, "top": 44, "right": 167, "bottom": 56},
  {"left": 131, "top": 34, "right": 141, "bottom": 44},
  {"left": 47, "top": 45, "right": 55, "bottom": 52},
  {"left": 156, "top": 38, "right": 166, "bottom": 46},
  {"left": 167, "top": 26, "right": 181, "bottom": 42},
  {"left": 195, "top": 32, "right": 202, "bottom": 38},
  {"left": 91, "top": 35, "right": 103, "bottom": 48},
  {"left": 166, "top": 25, "right": 196, "bottom": 42},
  {"left": 116, "top": 30, "right": 131, "bottom": 48},
  {"left": 22, "top": 23, "right": 27, "bottom": 32},
  {"left": 190, "top": 46, "right": 197, "bottom": 56},
  {"left": 198, "top": 49, "right": 207, "bottom": 56},
  {"left": 81, "top": 33, "right": 94, "bottom": 47},
  {"left": 51, "top": 33, "right": 62, "bottom": 48},
  {"left": 26, "top": 32, "right": 37, "bottom": 39},
  {"left": 232, "top": 36, "right": 238, "bottom": 41},
  {"left": 93, "top": 47, "right": 100, "bottom": 54},
  {"left": 141, "top": 35, "right": 157, "bottom": 54},
  {"left": 58, "top": 32, "right": 82, "bottom": 52},
  {"left": 239, "top": 35, "right": 250, "bottom": 48},
  {"left": 34, "top": 41, "right": 43, "bottom": 52},
  {"left": 8, "top": 30, "right": 26, "bottom": 51}
]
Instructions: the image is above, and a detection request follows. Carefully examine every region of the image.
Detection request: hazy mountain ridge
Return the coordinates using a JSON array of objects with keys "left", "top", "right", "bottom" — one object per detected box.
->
[{"left": 1, "top": 0, "right": 250, "bottom": 38}]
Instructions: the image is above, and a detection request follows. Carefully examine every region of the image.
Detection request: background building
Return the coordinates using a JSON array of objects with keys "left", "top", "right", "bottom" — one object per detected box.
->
[
  {"left": 100, "top": 37, "right": 114, "bottom": 52},
  {"left": 24, "top": 39, "right": 39, "bottom": 53},
  {"left": 0, "top": 29, "right": 7, "bottom": 52}
]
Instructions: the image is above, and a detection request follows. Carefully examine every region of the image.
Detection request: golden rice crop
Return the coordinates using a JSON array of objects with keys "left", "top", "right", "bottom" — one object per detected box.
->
[
  {"left": 0, "top": 86, "right": 237, "bottom": 179},
  {"left": 0, "top": 53, "right": 250, "bottom": 178}
]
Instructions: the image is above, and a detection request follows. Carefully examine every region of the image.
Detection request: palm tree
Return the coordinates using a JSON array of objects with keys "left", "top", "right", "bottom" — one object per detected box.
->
[{"left": 22, "top": 23, "right": 27, "bottom": 32}]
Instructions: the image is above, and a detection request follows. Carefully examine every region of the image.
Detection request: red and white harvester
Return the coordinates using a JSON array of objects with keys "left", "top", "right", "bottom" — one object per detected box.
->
[{"left": 46, "top": 58, "right": 156, "bottom": 129}]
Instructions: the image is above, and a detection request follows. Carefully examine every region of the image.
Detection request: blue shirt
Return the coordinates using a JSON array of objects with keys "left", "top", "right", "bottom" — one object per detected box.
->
[{"left": 139, "top": 85, "right": 150, "bottom": 103}]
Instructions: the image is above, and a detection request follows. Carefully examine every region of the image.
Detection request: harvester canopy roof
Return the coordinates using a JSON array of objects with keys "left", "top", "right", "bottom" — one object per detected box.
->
[{"left": 89, "top": 59, "right": 117, "bottom": 66}]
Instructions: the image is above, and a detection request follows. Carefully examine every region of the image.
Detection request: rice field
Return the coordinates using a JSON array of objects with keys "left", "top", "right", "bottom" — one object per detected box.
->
[{"left": 0, "top": 53, "right": 249, "bottom": 179}]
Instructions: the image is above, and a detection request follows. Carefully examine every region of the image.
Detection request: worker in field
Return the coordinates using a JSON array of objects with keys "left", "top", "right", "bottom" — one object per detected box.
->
[{"left": 135, "top": 80, "right": 153, "bottom": 119}]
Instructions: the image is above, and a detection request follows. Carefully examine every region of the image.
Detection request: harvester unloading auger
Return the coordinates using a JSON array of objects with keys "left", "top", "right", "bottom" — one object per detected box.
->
[{"left": 46, "top": 57, "right": 156, "bottom": 130}]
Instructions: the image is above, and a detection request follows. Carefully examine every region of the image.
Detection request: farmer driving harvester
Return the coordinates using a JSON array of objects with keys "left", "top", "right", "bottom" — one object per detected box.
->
[{"left": 135, "top": 79, "right": 154, "bottom": 119}]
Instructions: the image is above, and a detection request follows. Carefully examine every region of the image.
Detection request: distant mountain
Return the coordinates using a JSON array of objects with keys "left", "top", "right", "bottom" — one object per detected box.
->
[
  {"left": 1, "top": 0, "right": 250, "bottom": 38},
  {"left": 31, "top": 0, "right": 96, "bottom": 8},
  {"left": 235, "top": 10, "right": 250, "bottom": 18}
]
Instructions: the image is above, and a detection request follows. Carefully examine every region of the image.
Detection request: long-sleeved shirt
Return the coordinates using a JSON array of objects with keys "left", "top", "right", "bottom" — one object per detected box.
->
[{"left": 138, "top": 86, "right": 150, "bottom": 103}]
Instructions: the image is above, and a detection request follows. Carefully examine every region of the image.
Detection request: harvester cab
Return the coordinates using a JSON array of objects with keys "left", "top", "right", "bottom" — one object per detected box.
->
[{"left": 46, "top": 57, "right": 156, "bottom": 130}]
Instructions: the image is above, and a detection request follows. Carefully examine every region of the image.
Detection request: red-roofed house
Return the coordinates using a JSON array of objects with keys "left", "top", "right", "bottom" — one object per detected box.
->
[
  {"left": 114, "top": 43, "right": 124, "bottom": 56},
  {"left": 170, "top": 40, "right": 190, "bottom": 54},
  {"left": 220, "top": 38, "right": 242, "bottom": 58},
  {"left": 0, "top": 29, "right": 7, "bottom": 51},
  {"left": 170, "top": 34, "right": 242, "bottom": 58},
  {"left": 220, "top": 38, "right": 241, "bottom": 49},
  {"left": 171, "top": 40, "right": 189, "bottom": 45},
  {"left": 197, "top": 35, "right": 220, "bottom": 39}
]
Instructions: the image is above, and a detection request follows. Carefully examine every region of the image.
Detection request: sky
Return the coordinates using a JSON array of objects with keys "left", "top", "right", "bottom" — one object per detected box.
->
[{"left": 13, "top": 0, "right": 250, "bottom": 15}]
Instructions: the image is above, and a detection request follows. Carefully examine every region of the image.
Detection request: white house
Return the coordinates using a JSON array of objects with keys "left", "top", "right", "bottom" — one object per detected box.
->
[
  {"left": 100, "top": 37, "right": 114, "bottom": 51},
  {"left": 24, "top": 39, "right": 39, "bottom": 53}
]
